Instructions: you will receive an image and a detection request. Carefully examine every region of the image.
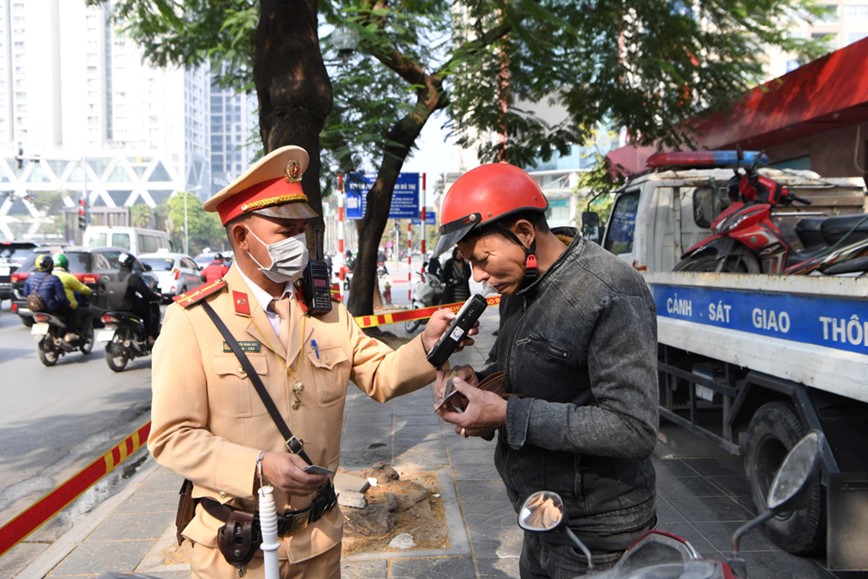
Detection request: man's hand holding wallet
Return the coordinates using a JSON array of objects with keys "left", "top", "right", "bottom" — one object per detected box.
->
[{"left": 434, "top": 368, "right": 514, "bottom": 440}]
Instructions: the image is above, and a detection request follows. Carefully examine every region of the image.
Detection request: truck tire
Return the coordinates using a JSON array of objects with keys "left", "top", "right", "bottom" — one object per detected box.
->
[{"left": 744, "top": 401, "right": 825, "bottom": 554}]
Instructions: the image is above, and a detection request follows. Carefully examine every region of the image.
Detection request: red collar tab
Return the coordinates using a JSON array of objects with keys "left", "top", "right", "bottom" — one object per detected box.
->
[
  {"left": 293, "top": 285, "right": 309, "bottom": 315},
  {"left": 232, "top": 291, "right": 251, "bottom": 316}
]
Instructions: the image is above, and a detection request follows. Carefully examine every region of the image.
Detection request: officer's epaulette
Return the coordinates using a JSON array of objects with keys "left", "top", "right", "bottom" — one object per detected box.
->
[{"left": 173, "top": 279, "right": 227, "bottom": 308}]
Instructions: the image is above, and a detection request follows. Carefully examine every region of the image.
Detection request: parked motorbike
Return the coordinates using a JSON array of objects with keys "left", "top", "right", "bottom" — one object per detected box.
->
[
  {"left": 405, "top": 269, "right": 444, "bottom": 332},
  {"left": 96, "top": 308, "right": 158, "bottom": 372},
  {"left": 518, "top": 430, "right": 823, "bottom": 578},
  {"left": 30, "top": 312, "right": 95, "bottom": 366},
  {"left": 675, "top": 155, "right": 868, "bottom": 275}
]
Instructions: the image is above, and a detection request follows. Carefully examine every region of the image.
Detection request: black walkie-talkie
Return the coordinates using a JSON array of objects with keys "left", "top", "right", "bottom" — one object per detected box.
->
[{"left": 301, "top": 229, "right": 333, "bottom": 315}]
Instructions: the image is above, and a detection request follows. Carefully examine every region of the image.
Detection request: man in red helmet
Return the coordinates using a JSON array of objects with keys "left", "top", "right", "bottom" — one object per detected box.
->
[{"left": 433, "top": 163, "right": 659, "bottom": 576}]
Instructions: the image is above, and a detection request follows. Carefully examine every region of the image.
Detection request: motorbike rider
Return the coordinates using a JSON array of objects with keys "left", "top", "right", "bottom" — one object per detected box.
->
[
  {"left": 425, "top": 252, "right": 442, "bottom": 281},
  {"left": 432, "top": 163, "right": 659, "bottom": 576},
  {"left": 200, "top": 253, "right": 230, "bottom": 283},
  {"left": 53, "top": 253, "right": 96, "bottom": 341},
  {"left": 24, "top": 255, "right": 71, "bottom": 321},
  {"left": 117, "top": 253, "right": 163, "bottom": 346}
]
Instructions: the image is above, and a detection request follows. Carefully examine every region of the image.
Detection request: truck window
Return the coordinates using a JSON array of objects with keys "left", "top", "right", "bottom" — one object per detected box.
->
[
  {"left": 111, "top": 233, "right": 131, "bottom": 250},
  {"left": 603, "top": 191, "right": 639, "bottom": 255},
  {"left": 139, "top": 234, "right": 159, "bottom": 253},
  {"left": 693, "top": 187, "right": 724, "bottom": 229},
  {"left": 88, "top": 232, "right": 108, "bottom": 247}
]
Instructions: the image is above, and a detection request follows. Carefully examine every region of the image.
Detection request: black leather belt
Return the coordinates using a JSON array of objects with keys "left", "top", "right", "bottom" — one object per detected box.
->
[{"left": 201, "top": 483, "right": 337, "bottom": 537}]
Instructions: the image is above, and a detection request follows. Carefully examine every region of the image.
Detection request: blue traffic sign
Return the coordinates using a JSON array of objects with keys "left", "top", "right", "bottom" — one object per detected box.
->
[{"left": 345, "top": 172, "right": 420, "bottom": 219}]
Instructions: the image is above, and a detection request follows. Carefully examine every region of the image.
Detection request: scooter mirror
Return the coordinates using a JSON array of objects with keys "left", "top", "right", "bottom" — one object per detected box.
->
[
  {"left": 518, "top": 491, "right": 565, "bottom": 532},
  {"left": 766, "top": 431, "right": 822, "bottom": 511}
]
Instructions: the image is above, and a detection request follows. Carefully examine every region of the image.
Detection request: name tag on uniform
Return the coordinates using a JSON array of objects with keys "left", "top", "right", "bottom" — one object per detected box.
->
[{"left": 223, "top": 341, "right": 261, "bottom": 353}]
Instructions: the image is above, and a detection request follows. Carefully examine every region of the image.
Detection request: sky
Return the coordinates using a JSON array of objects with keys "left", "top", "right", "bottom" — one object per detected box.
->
[{"left": 402, "top": 111, "right": 460, "bottom": 177}]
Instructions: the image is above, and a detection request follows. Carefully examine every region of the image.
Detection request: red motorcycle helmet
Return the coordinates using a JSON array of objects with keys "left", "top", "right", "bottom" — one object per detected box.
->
[{"left": 433, "top": 163, "right": 548, "bottom": 258}]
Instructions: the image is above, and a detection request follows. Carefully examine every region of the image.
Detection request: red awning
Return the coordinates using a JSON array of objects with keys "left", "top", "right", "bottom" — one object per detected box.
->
[{"left": 607, "top": 37, "right": 868, "bottom": 175}]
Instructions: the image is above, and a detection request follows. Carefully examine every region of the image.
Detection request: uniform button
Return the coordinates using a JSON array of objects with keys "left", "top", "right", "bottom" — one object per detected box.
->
[
  {"left": 292, "top": 400, "right": 301, "bottom": 410},
  {"left": 219, "top": 491, "right": 228, "bottom": 499}
]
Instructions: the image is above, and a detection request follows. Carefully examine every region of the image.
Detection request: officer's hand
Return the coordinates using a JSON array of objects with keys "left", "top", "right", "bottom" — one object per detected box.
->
[
  {"left": 261, "top": 452, "right": 329, "bottom": 496},
  {"left": 421, "top": 308, "right": 479, "bottom": 354}
]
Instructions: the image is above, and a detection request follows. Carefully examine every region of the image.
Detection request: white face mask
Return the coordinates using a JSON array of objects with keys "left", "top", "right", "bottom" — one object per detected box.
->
[{"left": 245, "top": 228, "right": 309, "bottom": 284}]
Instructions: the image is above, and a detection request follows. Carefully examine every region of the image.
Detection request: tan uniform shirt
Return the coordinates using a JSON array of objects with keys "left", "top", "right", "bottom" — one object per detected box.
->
[{"left": 148, "top": 266, "right": 436, "bottom": 564}]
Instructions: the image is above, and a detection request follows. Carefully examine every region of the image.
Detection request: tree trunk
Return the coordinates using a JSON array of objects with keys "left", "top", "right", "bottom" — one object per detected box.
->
[
  {"left": 346, "top": 98, "right": 447, "bottom": 317},
  {"left": 254, "top": 0, "right": 332, "bottom": 249}
]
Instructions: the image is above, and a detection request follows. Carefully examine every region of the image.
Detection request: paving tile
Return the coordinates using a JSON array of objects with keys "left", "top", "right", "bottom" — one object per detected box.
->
[
  {"left": 341, "top": 558, "right": 388, "bottom": 578},
  {"left": 683, "top": 456, "right": 745, "bottom": 477},
  {"left": 114, "top": 489, "right": 177, "bottom": 514},
  {"left": 653, "top": 521, "right": 718, "bottom": 554},
  {"left": 706, "top": 473, "right": 752, "bottom": 497},
  {"left": 653, "top": 458, "right": 702, "bottom": 478},
  {"left": 666, "top": 495, "right": 754, "bottom": 523},
  {"left": 88, "top": 511, "right": 173, "bottom": 541},
  {"left": 738, "top": 549, "right": 839, "bottom": 578},
  {"left": 657, "top": 475, "right": 729, "bottom": 499},
  {"left": 476, "top": 555, "right": 521, "bottom": 578},
  {"left": 655, "top": 496, "right": 687, "bottom": 524},
  {"left": 468, "top": 525, "right": 524, "bottom": 560},
  {"left": 49, "top": 539, "right": 152, "bottom": 576},
  {"left": 389, "top": 555, "right": 476, "bottom": 578},
  {"left": 691, "top": 520, "right": 779, "bottom": 553}
]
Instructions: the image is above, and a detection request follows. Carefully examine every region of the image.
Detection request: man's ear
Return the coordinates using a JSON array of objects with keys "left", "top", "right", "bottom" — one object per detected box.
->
[
  {"left": 512, "top": 219, "right": 535, "bottom": 248},
  {"left": 229, "top": 222, "right": 248, "bottom": 250}
]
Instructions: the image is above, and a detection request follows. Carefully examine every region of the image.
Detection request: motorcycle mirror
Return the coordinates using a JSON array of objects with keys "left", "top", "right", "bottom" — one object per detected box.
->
[
  {"left": 518, "top": 491, "right": 597, "bottom": 571},
  {"left": 518, "top": 491, "right": 565, "bottom": 532},
  {"left": 766, "top": 430, "right": 822, "bottom": 511}
]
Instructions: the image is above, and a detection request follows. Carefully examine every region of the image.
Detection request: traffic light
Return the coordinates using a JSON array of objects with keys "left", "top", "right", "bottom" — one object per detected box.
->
[
  {"left": 16, "top": 147, "right": 23, "bottom": 170},
  {"left": 78, "top": 197, "right": 87, "bottom": 230}
]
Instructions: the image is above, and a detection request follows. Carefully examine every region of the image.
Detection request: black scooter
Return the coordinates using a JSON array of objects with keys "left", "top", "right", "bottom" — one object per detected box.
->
[{"left": 97, "top": 308, "right": 158, "bottom": 372}]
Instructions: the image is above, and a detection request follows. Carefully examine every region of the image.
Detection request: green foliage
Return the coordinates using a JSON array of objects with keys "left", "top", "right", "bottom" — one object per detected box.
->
[
  {"left": 161, "top": 192, "right": 226, "bottom": 255},
  {"left": 130, "top": 204, "right": 154, "bottom": 228}
]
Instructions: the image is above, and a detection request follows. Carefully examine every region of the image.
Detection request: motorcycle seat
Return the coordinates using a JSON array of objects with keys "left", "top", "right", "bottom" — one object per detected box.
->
[
  {"left": 794, "top": 217, "right": 825, "bottom": 249},
  {"left": 820, "top": 214, "right": 868, "bottom": 246}
]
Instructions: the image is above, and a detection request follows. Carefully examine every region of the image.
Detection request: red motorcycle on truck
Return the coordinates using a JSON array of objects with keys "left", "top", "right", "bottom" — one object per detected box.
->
[{"left": 674, "top": 152, "right": 868, "bottom": 275}]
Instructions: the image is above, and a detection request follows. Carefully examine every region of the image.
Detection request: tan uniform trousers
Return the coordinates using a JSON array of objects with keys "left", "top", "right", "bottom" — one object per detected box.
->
[{"left": 191, "top": 541, "right": 341, "bottom": 579}]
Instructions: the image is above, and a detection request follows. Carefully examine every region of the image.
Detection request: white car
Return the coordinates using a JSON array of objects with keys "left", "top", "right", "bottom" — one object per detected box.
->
[{"left": 138, "top": 252, "right": 202, "bottom": 301}]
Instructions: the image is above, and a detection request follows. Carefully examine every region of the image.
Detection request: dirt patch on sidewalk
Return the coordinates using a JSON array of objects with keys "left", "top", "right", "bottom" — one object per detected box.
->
[{"left": 341, "top": 464, "right": 449, "bottom": 556}]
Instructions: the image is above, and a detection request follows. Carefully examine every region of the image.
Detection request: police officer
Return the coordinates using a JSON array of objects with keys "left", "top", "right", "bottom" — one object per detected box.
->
[{"left": 148, "top": 145, "right": 469, "bottom": 578}]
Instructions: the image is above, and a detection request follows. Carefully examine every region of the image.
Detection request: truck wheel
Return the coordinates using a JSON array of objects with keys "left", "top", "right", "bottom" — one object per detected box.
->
[{"left": 744, "top": 401, "right": 825, "bottom": 554}]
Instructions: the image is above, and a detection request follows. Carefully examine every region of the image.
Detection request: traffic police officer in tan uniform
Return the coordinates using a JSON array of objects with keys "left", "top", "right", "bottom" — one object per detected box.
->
[{"left": 148, "top": 145, "right": 467, "bottom": 578}]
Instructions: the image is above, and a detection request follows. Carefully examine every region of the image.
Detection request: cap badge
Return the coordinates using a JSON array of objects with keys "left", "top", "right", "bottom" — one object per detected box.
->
[{"left": 284, "top": 160, "right": 302, "bottom": 183}]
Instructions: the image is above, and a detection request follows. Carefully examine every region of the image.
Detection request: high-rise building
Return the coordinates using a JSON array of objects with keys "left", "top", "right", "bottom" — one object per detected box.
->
[
  {"left": 0, "top": 0, "right": 256, "bottom": 241},
  {"left": 209, "top": 66, "right": 259, "bottom": 196},
  {"left": 766, "top": 1, "right": 868, "bottom": 77}
]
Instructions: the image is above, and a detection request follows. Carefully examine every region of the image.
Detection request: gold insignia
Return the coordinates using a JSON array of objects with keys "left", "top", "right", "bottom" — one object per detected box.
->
[{"left": 284, "top": 160, "right": 302, "bottom": 183}]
